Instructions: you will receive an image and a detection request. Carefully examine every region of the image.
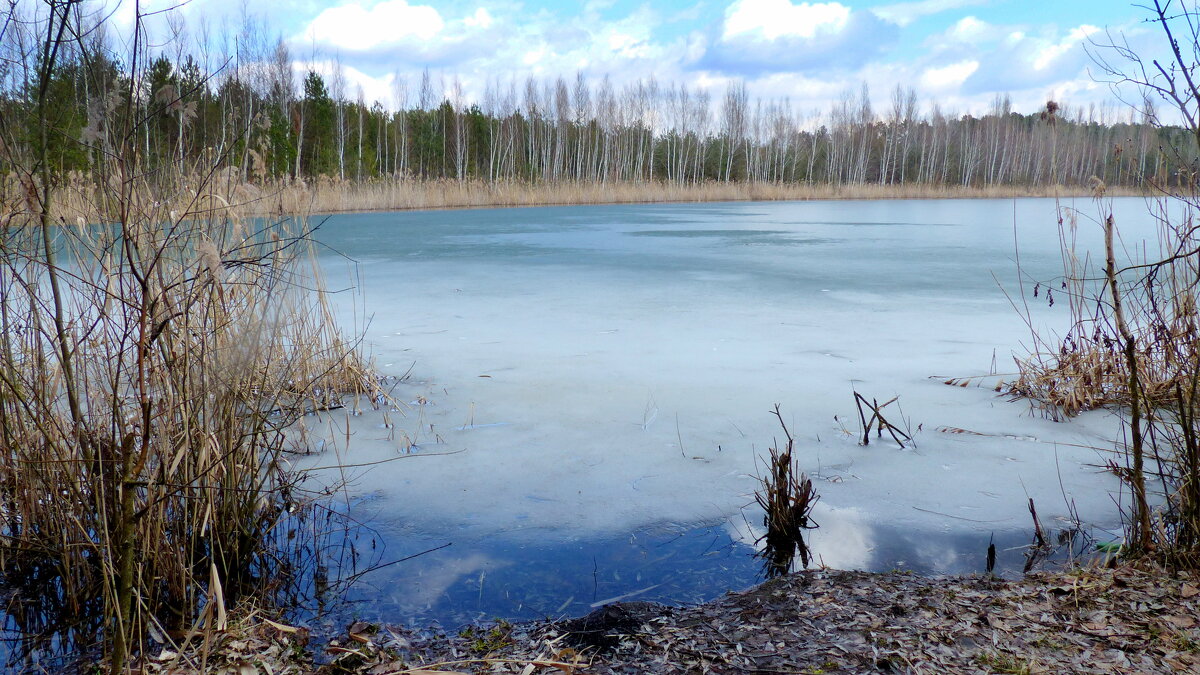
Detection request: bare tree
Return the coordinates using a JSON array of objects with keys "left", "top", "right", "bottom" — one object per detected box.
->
[{"left": 331, "top": 55, "right": 346, "bottom": 179}]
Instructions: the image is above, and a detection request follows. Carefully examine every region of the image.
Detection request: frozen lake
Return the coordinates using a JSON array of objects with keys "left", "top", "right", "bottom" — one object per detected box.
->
[{"left": 302, "top": 196, "right": 1155, "bottom": 627}]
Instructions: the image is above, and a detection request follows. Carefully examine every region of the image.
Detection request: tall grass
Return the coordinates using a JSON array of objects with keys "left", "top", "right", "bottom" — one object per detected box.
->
[
  {"left": 5, "top": 174, "right": 1150, "bottom": 223},
  {"left": 0, "top": 182, "right": 378, "bottom": 668},
  {"left": 1006, "top": 191, "right": 1200, "bottom": 564},
  {"left": 0, "top": 8, "right": 378, "bottom": 671}
]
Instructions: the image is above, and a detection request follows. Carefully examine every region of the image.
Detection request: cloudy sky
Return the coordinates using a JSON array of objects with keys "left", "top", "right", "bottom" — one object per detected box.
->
[{"left": 110, "top": 0, "right": 1162, "bottom": 119}]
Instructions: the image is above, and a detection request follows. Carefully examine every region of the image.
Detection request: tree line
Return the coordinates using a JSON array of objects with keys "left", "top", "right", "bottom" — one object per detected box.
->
[{"left": 2, "top": 7, "right": 1196, "bottom": 191}]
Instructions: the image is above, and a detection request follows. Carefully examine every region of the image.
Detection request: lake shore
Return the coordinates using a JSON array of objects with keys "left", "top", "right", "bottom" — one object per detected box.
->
[
  {"left": 276, "top": 179, "right": 1151, "bottom": 217},
  {"left": 37, "top": 178, "right": 1153, "bottom": 223},
  {"left": 141, "top": 560, "right": 1199, "bottom": 674}
]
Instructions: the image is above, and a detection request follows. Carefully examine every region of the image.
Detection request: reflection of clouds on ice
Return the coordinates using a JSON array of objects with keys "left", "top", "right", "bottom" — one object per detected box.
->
[
  {"left": 806, "top": 506, "right": 875, "bottom": 571},
  {"left": 305, "top": 198, "right": 1161, "bottom": 543},
  {"left": 726, "top": 503, "right": 875, "bottom": 571},
  {"left": 908, "top": 536, "right": 969, "bottom": 575},
  {"left": 376, "top": 552, "right": 503, "bottom": 613}
]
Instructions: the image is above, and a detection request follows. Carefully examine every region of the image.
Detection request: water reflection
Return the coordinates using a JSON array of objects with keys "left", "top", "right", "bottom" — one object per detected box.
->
[
  {"left": 304, "top": 502, "right": 1106, "bottom": 636},
  {"left": 0, "top": 559, "right": 105, "bottom": 672},
  {"left": 0, "top": 503, "right": 351, "bottom": 671},
  {"left": 1, "top": 500, "right": 1108, "bottom": 665}
]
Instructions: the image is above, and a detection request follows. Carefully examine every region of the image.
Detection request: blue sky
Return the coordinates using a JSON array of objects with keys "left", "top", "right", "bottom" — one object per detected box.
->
[{"left": 109, "top": 0, "right": 1162, "bottom": 118}]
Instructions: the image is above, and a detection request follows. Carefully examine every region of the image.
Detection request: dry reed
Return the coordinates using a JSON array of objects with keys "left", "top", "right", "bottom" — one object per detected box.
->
[
  {"left": 3, "top": 174, "right": 1151, "bottom": 224},
  {"left": 0, "top": 162, "right": 380, "bottom": 670},
  {"left": 1005, "top": 200, "right": 1200, "bottom": 416},
  {"left": 1004, "top": 195, "right": 1200, "bottom": 563},
  {"left": 755, "top": 406, "right": 819, "bottom": 578}
]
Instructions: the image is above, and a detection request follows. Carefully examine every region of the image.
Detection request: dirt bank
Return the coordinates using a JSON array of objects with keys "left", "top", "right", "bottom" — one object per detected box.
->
[{"left": 139, "top": 561, "right": 1199, "bottom": 674}]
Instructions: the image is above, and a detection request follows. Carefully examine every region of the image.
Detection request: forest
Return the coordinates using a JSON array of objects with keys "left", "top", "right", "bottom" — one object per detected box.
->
[{"left": 1, "top": 7, "right": 1196, "bottom": 193}]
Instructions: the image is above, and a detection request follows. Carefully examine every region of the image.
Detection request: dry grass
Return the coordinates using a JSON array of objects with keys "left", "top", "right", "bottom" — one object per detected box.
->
[
  {"left": 0, "top": 167, "right": 381, "bottom": 669},
  {"left": 287, "top": 179, "right": 1146, "bottom": 214},
  {"left": 0, "top": 21, "right": 383, "bottom": 667},
  {"left": 1005, "top": 195, "right": 1200, "bottom": 563},
  {"left": 1002, "top": 200, "right": 1193, "bottom": 414},
  {"left": 3, "top": 174, "right": 1151, "bottom": 223},
  {"left": 0, "top": 20, "right": 396, "bottom": 660}
]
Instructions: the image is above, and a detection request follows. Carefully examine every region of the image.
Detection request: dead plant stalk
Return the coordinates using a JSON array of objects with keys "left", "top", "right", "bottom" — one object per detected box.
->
[
  {"left": 0, "top": 4, "right": 382, "bottom": 670},
  {"left": 1105, "top": 213, "right": 1154, "bottom": 551}
]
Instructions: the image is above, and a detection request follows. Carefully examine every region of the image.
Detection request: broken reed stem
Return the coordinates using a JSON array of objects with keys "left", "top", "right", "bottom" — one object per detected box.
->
[
  {"left": 853, "top": 392, "right": 910, "bottom": 448},
  {"left": 1023, "top": 498, "right": 1061, "bottom": 573},
  {"left": 1028, "top": 498, "right": 1048, "bottom": 549},
  {"left": 853, "top": 393, "right": 871, "bottom": 445},
  {"left": 1105, "top": 213, "right": 1153, "bottom": 552}
]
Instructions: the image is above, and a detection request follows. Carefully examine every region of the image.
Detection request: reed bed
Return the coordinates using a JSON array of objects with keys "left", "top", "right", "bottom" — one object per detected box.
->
[
  {"left": 3, "top": 174, "right": 1150, "bottom": 224},
  {"left": 0, "top": 12, "right": 385, "bottom": 669},
  {"left": 1005, "top": 199, "right": 1197, "bottom": 416},
  {"left": 0, "top": 170, "right": 380, "bottom": 669},
  {"left": 288, "top": 178, "right": 1131, "bottom": 214},
  {"left": 1005, "top": 192, "right": 1200, "bottom": 563}
]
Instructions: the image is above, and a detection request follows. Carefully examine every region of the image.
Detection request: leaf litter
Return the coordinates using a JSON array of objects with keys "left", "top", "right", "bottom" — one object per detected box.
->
[{"left": 137, "top": 560, "right": 1200, "bottom": 674}]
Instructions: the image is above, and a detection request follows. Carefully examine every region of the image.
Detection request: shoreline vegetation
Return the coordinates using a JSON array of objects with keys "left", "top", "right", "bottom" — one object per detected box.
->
[
  {"left": 22, "top": 177, "right": 1155, "bottom": 223},
  {"left": 5, "top": 6, "right": 1195, "bottom": 226},
  {"left": 248, "top": 179, "right": 1155, "bottom": 216}
]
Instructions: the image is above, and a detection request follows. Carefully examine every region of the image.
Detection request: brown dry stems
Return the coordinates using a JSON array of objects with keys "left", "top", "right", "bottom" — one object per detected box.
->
[
  {"left": 0, "top": 4, "right": 380, "bottom": 671},
  {"left": 755, "top": 405, "right": 819, "bottom": 578}
]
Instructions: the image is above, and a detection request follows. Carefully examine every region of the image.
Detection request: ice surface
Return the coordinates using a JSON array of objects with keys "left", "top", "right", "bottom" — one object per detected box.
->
[{"left": 299, "top": 197, "right": 1166, "bottom": 545}]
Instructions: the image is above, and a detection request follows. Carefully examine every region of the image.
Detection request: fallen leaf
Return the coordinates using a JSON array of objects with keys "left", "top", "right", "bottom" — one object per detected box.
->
[
  {"left": 263, "top": 618, "right": 301, "bottom": 634},
  {"left": 1163, "top": 614, "right": 1196, "bottom": 629}
]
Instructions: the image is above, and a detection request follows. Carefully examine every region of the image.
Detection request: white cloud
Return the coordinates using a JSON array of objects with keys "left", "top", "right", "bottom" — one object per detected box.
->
[
  {"left": 1033, "top": 24, "right": 1099, "bottom": 70},
  {"left": 128, "top": 0, "right": 1138, "bottom": 121},
  {"left": 722, "top": 0, "right": 851, "bottom": 41},
  {"left": 872, "top": 0, "right": 987, "bottom": 27},
  {"left": 476, "top": 4, "right": 669, "bottom": 79},
  {"left": 464, "top": 8, "right": 493, "bottom": 29},
  {"left": 302, "top": 0, "right": 445, "bottom": 51},
  {"left": 111, "top": 0, "right": 137, "bottom": 32},
  {"left": 702, "top": 1, "right": 897, "bottom": 76},
  {"left": 594, "top": 9, "right": 655, "bottom": 60},
  {"left": 945, "top": 16, "right": 991, "bottom": 42},
  {"left": 920, "top": 60, "right": 979, "bottom": 90},
  {"left": 296, "top": 59, "right": 397, "bottom": 105},
  {"left": 955, "top": 22, "right": 1100, "bottom": 95},
  {"left": 522, "top": 46, "right": 547, "bottom": 67}
]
